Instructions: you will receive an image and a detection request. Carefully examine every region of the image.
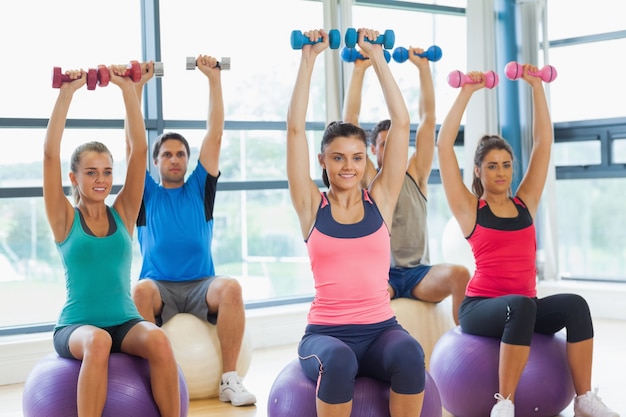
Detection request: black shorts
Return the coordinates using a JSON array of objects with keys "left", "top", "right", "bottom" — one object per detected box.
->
[{"left": 53, "top": 318, "right": 144, "bottom": 359}]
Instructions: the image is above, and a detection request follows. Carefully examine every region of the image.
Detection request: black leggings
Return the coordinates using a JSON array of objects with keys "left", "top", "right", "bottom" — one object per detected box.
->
[{"left": 458, "top": 293, "right": 593, "bottom": 346}]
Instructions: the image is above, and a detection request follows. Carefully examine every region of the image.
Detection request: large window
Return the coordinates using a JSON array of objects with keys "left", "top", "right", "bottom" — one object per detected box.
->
[
  {"left": 0, "top": 0, "right": 470, "bottom": 332},
  {"left": 546, "top": 0, "right": 626, "bottom": 282}
]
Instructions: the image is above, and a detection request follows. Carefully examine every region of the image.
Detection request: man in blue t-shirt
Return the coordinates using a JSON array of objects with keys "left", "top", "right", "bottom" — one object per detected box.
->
[{"left": 128, "top": 55, "right": 255, "bottom": 407}]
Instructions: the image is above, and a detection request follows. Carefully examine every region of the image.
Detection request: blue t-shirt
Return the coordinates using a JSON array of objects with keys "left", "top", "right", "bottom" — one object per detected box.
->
[{"left": 137, "top": 162, "right": 218, "bottom": 281}]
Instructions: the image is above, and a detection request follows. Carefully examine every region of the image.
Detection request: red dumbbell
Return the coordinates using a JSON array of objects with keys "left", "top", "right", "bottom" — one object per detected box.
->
[
  {"left": 504, "top": 61, "right": 557, "bottom": 83},
  {"left": 447, "top": 70, "right": 499, "bottom": 89},
  {"left": 94, "top": 60, "right": 142, "bottom": 87},
  {"left": 52, "top": 67, "right": 97, "bottom": 89},
  {"left": 90, "top": 61, "right": 164, "bottom": 90}
]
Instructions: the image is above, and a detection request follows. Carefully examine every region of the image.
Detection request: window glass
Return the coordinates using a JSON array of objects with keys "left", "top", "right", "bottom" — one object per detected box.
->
[
  {"left": 212, "top": 189, "right": 314, "bottom": 302},
  {"left": 547, "top": 39, "right": 626, "bottom": 123},
  {"left": 556, "top": 178, "right": 626, "bottom": 281},
  {"left": 0, "top": 1, "right": 141, "bottom": 119},
  {"left": 159, "top": 0, "right": 326, "bottom": 121},
  {"left": 0, "top": 129, "right": 129, "bottom": 189},
  {"left": 547, "top": 0, "right": 624, "bottom": 40},
  {"left": 611, "top": 137, "right": 626, "bottom": 164},
  {"left": 553, "top": 141, "right": 602, "bottom": 167},
  {"left": 350, "top": 5, "right": 467, "bottom": 125}
]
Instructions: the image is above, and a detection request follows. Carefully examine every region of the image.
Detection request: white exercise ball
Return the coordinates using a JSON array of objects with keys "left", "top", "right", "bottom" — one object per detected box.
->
[
  {"left": 162, "top": 313, "right": 253, "bottom": 400},
  {"left": 441, "top": 217, "right": 475, "bottom": 276}
]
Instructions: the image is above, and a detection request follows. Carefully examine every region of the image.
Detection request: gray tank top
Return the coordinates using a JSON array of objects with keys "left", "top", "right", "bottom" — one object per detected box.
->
[{"left": 390, "top": 174, "right": 429, "bottom": 268}]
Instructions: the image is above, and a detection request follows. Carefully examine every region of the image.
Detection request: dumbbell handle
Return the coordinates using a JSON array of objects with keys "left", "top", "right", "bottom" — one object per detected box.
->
[
  {"left": 52, "top": 67, "right": 87, "bottom": 89},
  {"left": 340, "top": 47, "right": 391, "bottom": 63},
  {"left": 505, "top": 61, "right": 557, "bottom": 83},
  {"left": 344, "top": 28, "right": 395, "bottom": 50},
  {"left": 186, "top": 57, "right": 231, "bottom": 71},
  {"left": 290, "top": 29, "right": 341, "bottom": 50},
  {"left": 447, "top": 70, "right": 499, "bottom": 89},
  {"left": 392, "top": 46, "right": 442, "bottom": 63}
]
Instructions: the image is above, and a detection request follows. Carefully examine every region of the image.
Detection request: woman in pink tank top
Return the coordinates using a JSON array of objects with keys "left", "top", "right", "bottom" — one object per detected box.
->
[{"left": 287, "top": 28, "right": 426, "bottom": 417}]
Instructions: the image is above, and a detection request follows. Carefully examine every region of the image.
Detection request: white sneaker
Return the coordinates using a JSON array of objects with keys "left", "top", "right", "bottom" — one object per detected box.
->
[
  {"left": 574, "top": 389, "right": 619, "bottom": 417},
  {"left": 219, "top": 372, "right": 257, "bottom": 406},
  {"left": 490, "top": 393, "right": 514, "bottom": 417}
]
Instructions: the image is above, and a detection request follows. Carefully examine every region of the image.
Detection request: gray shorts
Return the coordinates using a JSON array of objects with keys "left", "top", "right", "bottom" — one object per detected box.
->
[{"left": 152, "top": 277, "right": 218, "bottom": 326}]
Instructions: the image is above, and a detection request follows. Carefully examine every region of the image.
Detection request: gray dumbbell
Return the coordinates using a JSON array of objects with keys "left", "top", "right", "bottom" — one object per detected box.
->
[
  {"left": 153, "top": 62, "right": 164, "bottom": 77},
  {"left": 186, "top": 57, "right": 231, "bottom": 71}
]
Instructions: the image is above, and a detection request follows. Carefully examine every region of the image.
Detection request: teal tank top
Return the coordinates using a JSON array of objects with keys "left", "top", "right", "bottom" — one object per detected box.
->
[{"left": 55, "top": 207, "right": 142, "bottom": 330}]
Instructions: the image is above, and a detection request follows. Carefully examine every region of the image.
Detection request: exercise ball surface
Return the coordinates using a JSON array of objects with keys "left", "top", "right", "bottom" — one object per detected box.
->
[
  {"left": 430, "top": 327, "right": 574, "bottom": 417},
  {"left": 162, "top": 312, "right": 253, "bottom": 399},
  {"left": 268, "top": 358, "right": 442, "bottom": 417},
  {"left": 22, "top": 352, "right": 189, "bottom": 417}
]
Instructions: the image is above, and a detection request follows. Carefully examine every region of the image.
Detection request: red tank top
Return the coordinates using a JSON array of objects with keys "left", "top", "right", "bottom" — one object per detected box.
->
[{"left": 466, "top": 197, "right": 537, "bottom": 298}]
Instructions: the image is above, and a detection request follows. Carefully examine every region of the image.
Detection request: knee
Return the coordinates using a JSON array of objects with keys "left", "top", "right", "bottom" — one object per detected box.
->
[
  {"left": 132, "top": 280, "right": 157, "bottom": 305},
  {"left": 213, "top": 277, "right": 243, "bottom": 304},
  {"left": 84, "top": 330, "right": 113, "bottom": 361},
  {"left": 509, "top": 296, "right": 537, "bottom": 320},
  {"left": 387, "top": 336, "right": 425, "bottom": 371},
  {"left": 449, "top": 264, "right": 471, "bottom": 290},
  {"left": 144, "top": 327, "right": 176, "bottom": 362},
  {"left": 320, "top": 345, "right": 358, "bottom": 380}
]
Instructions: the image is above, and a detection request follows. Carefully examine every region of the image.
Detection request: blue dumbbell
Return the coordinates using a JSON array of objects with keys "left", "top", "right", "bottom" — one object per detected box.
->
[
  {"left": 344, "top": 28, "right": 395, "bottom": 50},
  {"left": 340, "top": 47, "right": 391, "bottom": 63},
  {"left": 392, "top": 46, "right": 443, "bottom": 63},
  {"left": 291, "top": 29, "right": 341, "bottom": 50}
]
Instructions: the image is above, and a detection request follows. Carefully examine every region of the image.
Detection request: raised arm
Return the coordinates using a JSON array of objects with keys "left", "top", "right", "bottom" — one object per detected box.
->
[
  {"left": 196, "top": 55, "right": 224, "bottom": 177},
  {"left": 406, "top": 47, "right": 436, "bottom": 197},
  {"left": 514, "top": 64, "right": 553, "bottom": 217},
  {"left": 125, "top": 62, "right": 154, "bottom": 164},
  {"left": 436, "top": 72, "right": 485, "bottom": 235},
  {"left": 111, "top": 65, "right": 148, "bottom": 235},
  {"left": 43, "top": 70, "right": 86, "bottom": 242},
  {"left": 361, "top": 29, "right": 410, "bottom": 225},
  {"left": 342, "top": 55, "right": 377, "bottom": 189},
  {"left": 286, "top": 29, "right": 327, "bottom": 238}
]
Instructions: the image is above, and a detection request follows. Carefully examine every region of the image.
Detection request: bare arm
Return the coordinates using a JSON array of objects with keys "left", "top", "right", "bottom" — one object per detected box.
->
[
  {"left": 515, "top": 64, "right": 553, "bottom": 217},
  {"left": 197, "top": 55, "right": 224, "bottom": 178},
  {"left": 342, "top": 56, "right": 377, "bottom": 188},
  {"left": 436, "top": 72, "right": 485, "bottom": 235},
  {"left": 359, "top": 29, "right": 410, "bottom": 226},
  {"left": 406, "top": 48, "right": 436, "bottom": 196},
  {"left": 286, "top": 30, "right": 327, "bottom": 238},
  {"left": 43, "top": 70, "right": 86, "bottom": 242},
  {"left": 111, "top": 65, "right": 148, "bottom": 236},
  {"left": 342, "top": 57, "right": 371, "bottom": 126},
  {"left": 125, "top": 62, "right": 154, "bottom": 164}
]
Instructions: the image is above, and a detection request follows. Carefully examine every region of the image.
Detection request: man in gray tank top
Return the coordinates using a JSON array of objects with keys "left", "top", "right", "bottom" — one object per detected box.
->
[{"left": 343, "top": 46, "right": 470, "bottom": 324}]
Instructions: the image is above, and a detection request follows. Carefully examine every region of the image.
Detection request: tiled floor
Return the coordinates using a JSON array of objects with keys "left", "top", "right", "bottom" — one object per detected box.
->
[{"left": 1, "top": 319, "right": 624, "bottom": 417}]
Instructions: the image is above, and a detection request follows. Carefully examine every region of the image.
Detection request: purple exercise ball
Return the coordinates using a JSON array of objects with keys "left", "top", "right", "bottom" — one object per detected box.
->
[
  {"left": 268, "top": 358, "right": 442, "bottom": 417},
  {"left": 22, "top": 352, "right": 189, "bottom": 417},
  {"left": 430, "top": 327, "right": 575, "bottom": 417}
]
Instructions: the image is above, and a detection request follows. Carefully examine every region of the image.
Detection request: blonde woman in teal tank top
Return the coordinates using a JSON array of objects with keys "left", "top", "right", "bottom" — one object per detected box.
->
[{"left": 43, "top": 64, "right": 181, "bottom": 417}]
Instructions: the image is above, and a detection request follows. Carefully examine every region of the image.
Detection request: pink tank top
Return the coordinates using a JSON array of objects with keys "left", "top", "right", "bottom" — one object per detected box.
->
[{"left": 305, "top": 191, "right": 394, "bottom": 325}]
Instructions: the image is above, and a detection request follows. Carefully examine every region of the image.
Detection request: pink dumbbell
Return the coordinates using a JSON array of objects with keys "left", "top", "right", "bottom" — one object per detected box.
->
[
  {"left": 504, "top": 61, "right": 557, "bottom": 83},
  {"left": 447, "top": 70, "right": 499, "bottom": 89}
]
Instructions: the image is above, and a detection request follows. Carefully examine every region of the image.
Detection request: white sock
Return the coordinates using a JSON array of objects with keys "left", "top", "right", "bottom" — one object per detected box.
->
[{"left": 222, "top": 371, "right": 237, "bottom": 383}]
